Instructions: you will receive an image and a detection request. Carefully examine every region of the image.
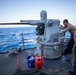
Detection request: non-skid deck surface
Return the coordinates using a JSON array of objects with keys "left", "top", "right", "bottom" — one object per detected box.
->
[
  {"left": 0, "top": 48, "right": 73, "bottom": 75},
  {"left": 0, "top": 51, "right": 28, "bottom": 75},
  {"left": 0, "top": 55, "right": 17, "bottom": 75}
]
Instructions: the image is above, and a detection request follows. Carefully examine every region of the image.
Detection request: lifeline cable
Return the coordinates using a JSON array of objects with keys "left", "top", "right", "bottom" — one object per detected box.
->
[{"left": 0, "top": 51, "right": 9, "bottom": 54}]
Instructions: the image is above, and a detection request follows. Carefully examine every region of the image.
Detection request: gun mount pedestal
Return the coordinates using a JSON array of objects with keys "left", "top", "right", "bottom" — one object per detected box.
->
[
  {"left": 37, "top": 34, "right": 65, "bottom": 59},
  {"left": 39, "top": 42, "right": 62, "bottom": 59}
]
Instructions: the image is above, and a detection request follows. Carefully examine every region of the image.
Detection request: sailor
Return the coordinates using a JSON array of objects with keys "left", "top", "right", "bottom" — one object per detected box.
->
[
  {"left": 68, "top": 29, "right": 76, "bottom": 75},
  {"left": 62, "top": 19, "right": 75, "bottom": 55}
]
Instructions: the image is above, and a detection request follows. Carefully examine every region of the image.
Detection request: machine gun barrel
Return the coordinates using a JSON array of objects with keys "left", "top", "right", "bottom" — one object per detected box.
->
[
  {"left": 20, "top": 20, "right": 31, "bottom": 24},
  {"left": 0, "top": 20, "right": 44, "bottom": 25},
  {"left": 0, "top": 22, "right": 29, "bottom": 25},
  {"left": 20, "top": 20, "right": 45, "bottom": 25}
]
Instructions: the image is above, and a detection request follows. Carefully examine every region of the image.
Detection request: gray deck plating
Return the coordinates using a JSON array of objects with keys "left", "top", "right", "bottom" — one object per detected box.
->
[
  {"left": 0, "top": 48, "right": 73, "bottom": 75},
  {"left": 0, "top": 55, "right": 17, "bottom": 75}
]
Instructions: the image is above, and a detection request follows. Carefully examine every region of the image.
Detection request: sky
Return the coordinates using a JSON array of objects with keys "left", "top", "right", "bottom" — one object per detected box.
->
[{"left": 0, "top": 0, "right": 76, "bottom": 28}]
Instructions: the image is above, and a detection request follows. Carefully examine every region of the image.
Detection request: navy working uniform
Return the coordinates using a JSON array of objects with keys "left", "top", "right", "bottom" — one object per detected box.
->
[{"left": 74, "top": 46, "right": 76, "bottom": 74}]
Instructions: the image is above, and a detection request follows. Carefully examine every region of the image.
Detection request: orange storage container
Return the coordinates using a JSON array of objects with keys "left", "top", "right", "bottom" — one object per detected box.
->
[{"left": 35, "top": 56, "right": 44, "bottom": 70}]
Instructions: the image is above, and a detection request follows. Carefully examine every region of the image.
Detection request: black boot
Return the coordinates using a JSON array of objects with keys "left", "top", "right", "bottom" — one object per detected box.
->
[{"left": 68, "top": 71, "right": 76, "bottom": 75}]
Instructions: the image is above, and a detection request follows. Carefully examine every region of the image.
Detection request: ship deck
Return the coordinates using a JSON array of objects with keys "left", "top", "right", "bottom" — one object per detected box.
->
[{"left": 0, "top": 48, "right": 74, "bottom": 75}]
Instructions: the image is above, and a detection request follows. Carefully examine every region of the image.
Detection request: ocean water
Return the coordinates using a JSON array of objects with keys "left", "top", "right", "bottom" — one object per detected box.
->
[
  {"left": 0, "top": 27, "right": 70, "bottom": 52},
  {"left": 0, "top": 27, "right": 37, "bottom": 52}
]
